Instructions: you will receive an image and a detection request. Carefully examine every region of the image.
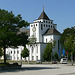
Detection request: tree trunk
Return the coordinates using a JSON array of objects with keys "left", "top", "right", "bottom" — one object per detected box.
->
[{"left": 4, "top": 47, "right": 6, "bottom": 63}]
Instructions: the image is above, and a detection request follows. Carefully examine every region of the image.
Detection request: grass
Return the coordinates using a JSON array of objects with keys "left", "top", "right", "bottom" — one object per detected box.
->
[{"left": 0, "top": 62, "right": 19, "bottom": 66}]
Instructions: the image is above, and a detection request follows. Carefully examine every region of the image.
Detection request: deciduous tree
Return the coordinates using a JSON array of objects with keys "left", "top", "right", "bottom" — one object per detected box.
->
[
  {"left": 43, "top": 41, "right": 56, "bottom": 61},
  {"left": 21, "top": 47, "right": 29, "bottom": 60},
  {"left": 0, "top": 9, "right": 29, "bottom": 63}
]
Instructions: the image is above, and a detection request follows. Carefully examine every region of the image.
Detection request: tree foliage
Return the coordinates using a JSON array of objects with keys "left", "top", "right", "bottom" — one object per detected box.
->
[
  {"left": 0, "top": 9, "right": 29, "bottom": 63},
  {"left": 21, "top": 47, "right": 29, "bottom": 60},
  {"left": 0, "top": 48, "right": 3, "bottom": 57},
  {"left": 43, "top": 41, "right": 56, "bottom": 61},
  {"left": 53, "top": 52, "right": 59, "bottom": 60},
  {"left": 61, "top": 27, "right": 75, "bottom": 53}
]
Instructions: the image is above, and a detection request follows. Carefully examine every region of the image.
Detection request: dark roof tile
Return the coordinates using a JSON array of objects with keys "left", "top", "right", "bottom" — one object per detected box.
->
[
  {"left": 38, "top": 11, "right": 50, "bottom": 20},
  {"left": 43, "top": 28, "right": 61, "bottom": 35}
]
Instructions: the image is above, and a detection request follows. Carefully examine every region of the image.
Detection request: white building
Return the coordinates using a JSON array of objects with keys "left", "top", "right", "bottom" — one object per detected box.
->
[{"left": 6, "top": 10, "right": 61, "bottom": 61}]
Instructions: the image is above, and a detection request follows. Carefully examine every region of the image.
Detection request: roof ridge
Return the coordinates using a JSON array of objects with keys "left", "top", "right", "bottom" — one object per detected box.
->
[{"left": 38, "top": 11, "right": 50, "bottom": 20}]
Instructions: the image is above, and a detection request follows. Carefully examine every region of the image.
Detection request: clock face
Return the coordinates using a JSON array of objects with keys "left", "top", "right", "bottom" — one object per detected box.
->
[{"left": 32, "top": 27, "right": 36, "bottom": 32}]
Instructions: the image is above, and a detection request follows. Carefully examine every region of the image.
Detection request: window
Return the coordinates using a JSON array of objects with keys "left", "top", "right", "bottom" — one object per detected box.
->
[
  {"left": 53, "top": 26, "right": 55, "bottom": 28},
  {"left": 36, "top": 24, "right": 37, "bottom": 26},
  {"left": 49, "top": 25, "right": 50, "bottom": 27},
  {"left": 51, "top": 22, "right": 52, "bottom": 24},
  {"left": 11, "top": 51, "right": 12, "bottom": 54},
  {"left": 46, "top": 25, "right": 47, "bottom": 27},
  {"left": 51, "top": 25, "right": 52, "bottom": 28},
  {"left": 46, "top": 39, "right": 47, "bottom": 42},
  {"left": 17, "top": 57, "right": 19, "bottom": 60},
  {"left": 36, "top": 56, "right": 38, "bottom": 60},
  {"left": 17, "top": 50, "right": 19, "bottom": 54},
  {"left": 46, "top": 21, "right": 47, "bottom": 23},
  {"left": 9, "top": 52, "right": 10, "bottom": 55},
  {"left": 44, "top": 24, "right": 45, "bottom": 27},
  {"left": 31, "top": 25, "right": 33, "bottom": 27},
  {"left": 43, "top": 21, "right": 45, "bottom": 23},
  {"left": 32, "top": 56, "right": 34, "bottom": 60},
  {"left": 41, "top": 24, "right": 43, "bottom": 30},
  {"left": 37, "top": 46, "right": 38, "bottom": 53},
  {"left": 49, "top": 21, "right": 50, "bottom": 23},
  {"left": 14, "top": 51, "right": 15, "bottom": 54},
  {"left": 32, "top": 47, "right": 34, "bottom": 53}
]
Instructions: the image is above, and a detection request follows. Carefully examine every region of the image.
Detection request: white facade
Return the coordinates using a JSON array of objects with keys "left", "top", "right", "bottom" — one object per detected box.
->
[
  {"left": 6, "top": 46, "right": 24, "bottom": 61},
  {"left": 6, "top": 11, "right": 61, "bottom": 61}
]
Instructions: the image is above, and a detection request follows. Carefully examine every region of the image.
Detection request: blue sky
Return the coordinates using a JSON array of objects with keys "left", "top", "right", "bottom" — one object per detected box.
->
[{"left": 0, "top": 0, "right": 75, "bottom": 33}]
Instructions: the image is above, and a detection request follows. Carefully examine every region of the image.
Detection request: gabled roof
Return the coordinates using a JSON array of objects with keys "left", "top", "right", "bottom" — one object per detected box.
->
[
  {"left": 43, "top": 28, "right": 61, "bottom": 35},
  {"left": 38, "top": 11, "right": 50, "bottom": 20}
]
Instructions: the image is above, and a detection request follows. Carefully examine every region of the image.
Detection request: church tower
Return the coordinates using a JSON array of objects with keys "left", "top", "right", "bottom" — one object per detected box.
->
[
  {"left": 30, "top": 10, "right": 57, "bottom": 43},
  {"left": 29, "top": 9, "right": 61, "bottom": 61},
  {"left": 6, "top": 9, "right": 61, "bottom": 61}
]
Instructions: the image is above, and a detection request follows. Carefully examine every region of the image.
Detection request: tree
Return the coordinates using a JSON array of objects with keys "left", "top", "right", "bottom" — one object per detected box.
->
[
  {"left": 43, "top": 41, "right": 56, "bottom": 61},
  {"left": 0, "top": 9, "right": 29, "bottom": 63},
  {"left": 21, "top": 47, "right": 29, "bottom": 60},
  {"left": 53, "top": 52, "right": 59, "bottom": 60},
  {"left": 61, "top": 27, "right": 75, "bottom": 53},
  {"left": 0, "top": 47, "right": 3, "bottom": 57},
  {"left": 61, "top": 27, "right": 75, "bottom": 65}
]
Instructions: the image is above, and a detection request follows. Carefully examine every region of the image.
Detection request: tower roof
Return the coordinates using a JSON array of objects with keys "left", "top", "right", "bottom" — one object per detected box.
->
[
  {"left": 38, "top": 11, "right": 50, "bottom": 20},
  {"left": 43, "top": 28, "right": 61, "bottom": 35}
]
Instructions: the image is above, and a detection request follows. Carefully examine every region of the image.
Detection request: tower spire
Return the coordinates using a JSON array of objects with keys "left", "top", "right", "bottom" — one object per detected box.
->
[{"left": 43, "top": 5, "right": 44, "bottom": 12}]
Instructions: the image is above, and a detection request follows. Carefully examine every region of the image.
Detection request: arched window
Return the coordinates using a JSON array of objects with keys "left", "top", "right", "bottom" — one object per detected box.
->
[
  {"left": 17, "top": 50, "right": 19, "bottom": 54},
  {"left": 32, "top": 47, "right": 34, "bottom": 53},
  {"left": 11, "top": 51, "right": 12, "bottom": 54},
  {"left": 51, "top": 25, "right": 52, "bottom": 28},
  {"left": 31, "top": 25, "right": 33, "bottom": 27},
  {"left": 41, "top": 24, "right": 43, "bottom": 30},
  {"left": 43, "top": 21, "right": 45, "bottom": 23},
  {"left": 46, "top": 39, "right": 47, "bottom": 42},
  {"left": 37, "top": 46, "right": 38, "bottom": 53}
]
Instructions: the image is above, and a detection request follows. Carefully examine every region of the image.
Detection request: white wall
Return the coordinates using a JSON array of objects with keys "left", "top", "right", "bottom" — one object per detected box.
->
[
  {"left": 43, "top": 35, "right": 61, "bottom": 54},
  {"left": 6, "top": 46, "right": 24, "bottom": 61}
]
